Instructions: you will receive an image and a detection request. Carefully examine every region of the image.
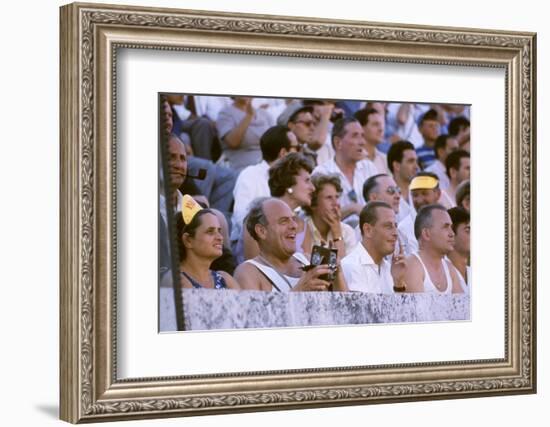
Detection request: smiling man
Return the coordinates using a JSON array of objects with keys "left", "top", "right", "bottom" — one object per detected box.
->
[
  {"left": 234, "top": 197, "right": 348, "bottom": 292},
  {"left": 341, "top": 201, "right": 404, "bottom": 294}
]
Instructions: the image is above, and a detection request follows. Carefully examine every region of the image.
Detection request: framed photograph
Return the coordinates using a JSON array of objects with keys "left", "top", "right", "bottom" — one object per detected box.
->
[{"left": 60, "top": 2, "right": 536, "bottom": 423}]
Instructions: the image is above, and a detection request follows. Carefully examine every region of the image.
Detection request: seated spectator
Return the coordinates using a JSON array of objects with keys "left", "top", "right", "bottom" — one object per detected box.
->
[
  {"left": 299, "top": 174, "right": 357, "bottom": 259},
  {"left": 242, "top": 153, "right": 315, "bottom": 260},
  {"left": 455, "top": 180, "right": 470, "bottom": 212},
  {"left": 175, "top": 195, "right": 240, "bottom": 289},
  {"left": 425, "top": 134, "right": 459, "bottom": 190},
  {"left": 314, "top": 117, "right": 378, "bottom": 227},
  {"left": 444, "top": 149, "right": 470, "bottom": 206},
  {"left": 234, "top": 198, "right": 348, "bottom": 292},
  {"left": 342, "top": 201, "right": 404, "bottom": 294},
  {"left": 216, "top": 96, "right": 275, "bottom": 173},
  {"left": 387, "top": 140, "right": 419, "bottom": 222},
  {"left": 449, "top": 116, "right": 471, "bottom": 152},
  {"left": 359, "top": 173, "right": 402, "bottom": 241},
  {"left": 398, "top": 172, "right": 443, "bottom": 256},
  {"left": 167, "top": 94, "right": 221, "bottom": 161},
  {"left": 232, "top": 125, "right": 299, "bottom": 247},
  {"left": 385, "top": 103, "right": 424, "bottom": 149},
  {"left": 354, "top": 107, "right": 389, "bottom": 174},
  {"left": 397, "top": 204, "right": 463, "bottom": 294},
  {"left": 447, "top": 207, "right": 471, "bottom": 293},
  {"left": 416, "top": 109, "right": 441, "bottom": 169}
]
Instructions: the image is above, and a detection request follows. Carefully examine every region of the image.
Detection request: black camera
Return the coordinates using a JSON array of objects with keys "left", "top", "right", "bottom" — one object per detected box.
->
[{"left": 309, "top": 245, "right": 338, "bottom": 282}]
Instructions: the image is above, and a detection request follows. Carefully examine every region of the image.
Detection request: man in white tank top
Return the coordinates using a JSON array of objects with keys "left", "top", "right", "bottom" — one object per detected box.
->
[
  {"left": 234, "top": 197, "right": 348, "bottom": 292},
  {"left": 395, "top": 204, "right": 463, "bottom": 294}
]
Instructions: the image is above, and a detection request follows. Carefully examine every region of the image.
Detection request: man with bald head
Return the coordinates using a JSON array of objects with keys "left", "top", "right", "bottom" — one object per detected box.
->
[
  {"left": 397, "top": 172, "right": 442, "bottom": 256},
  {"left": 234, "top": 197, "right": 348, "bottom": 292},
  {"left": 394, "top": 204, "right": 463, "bottom": 294}
]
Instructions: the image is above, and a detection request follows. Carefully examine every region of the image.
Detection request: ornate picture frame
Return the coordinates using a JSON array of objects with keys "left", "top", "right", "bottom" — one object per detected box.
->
[{"left": 60, "top": 2, "right": 536, "bottom": 423}]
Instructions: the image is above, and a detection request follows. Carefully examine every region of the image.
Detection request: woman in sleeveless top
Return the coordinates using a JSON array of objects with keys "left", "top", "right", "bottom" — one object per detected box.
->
[{"left": 176, "top": 208, "right": 240, "bottom": 290}]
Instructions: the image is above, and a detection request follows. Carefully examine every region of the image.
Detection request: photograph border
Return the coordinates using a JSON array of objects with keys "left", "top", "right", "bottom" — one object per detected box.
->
[{"left": 60, "top": 2, "right": 536, "bottom": 422}]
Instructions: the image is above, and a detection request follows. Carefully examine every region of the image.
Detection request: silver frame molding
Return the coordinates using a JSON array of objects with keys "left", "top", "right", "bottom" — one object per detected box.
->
[{"left": 60, "top": 2, "right": 536, "bottom": 423}]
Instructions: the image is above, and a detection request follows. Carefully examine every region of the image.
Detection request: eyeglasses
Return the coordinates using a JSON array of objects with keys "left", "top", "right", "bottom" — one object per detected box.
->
[
  {"left": 294, "top": 120, "right": 315, "bottom": 128},
  {"left": 385, "top": 186, "right": 402, "bottom": 195},
  {"left": 347, "top": 189, "right": 358, "bottom": 203}
]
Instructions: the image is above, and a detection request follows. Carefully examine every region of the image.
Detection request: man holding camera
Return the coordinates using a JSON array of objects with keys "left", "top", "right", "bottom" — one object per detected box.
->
[{"left": 234, "top": 197, "right": 348, "bottom": 292}]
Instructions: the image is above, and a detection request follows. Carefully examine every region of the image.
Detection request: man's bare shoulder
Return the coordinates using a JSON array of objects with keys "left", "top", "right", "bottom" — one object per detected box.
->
[{"left": 234, "top": 259, "right": 269, "bottom": 291}]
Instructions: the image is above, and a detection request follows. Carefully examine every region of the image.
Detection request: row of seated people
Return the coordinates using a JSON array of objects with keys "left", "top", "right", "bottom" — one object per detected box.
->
[
  {"left": 164, "top": 95, "right": 470, "bottom": 234},
  {"left": 160, "top": 95, "right": 471, "bottom": 295},
  {"left": 161, "top": 134, "right": 470, "bottom": 296}
]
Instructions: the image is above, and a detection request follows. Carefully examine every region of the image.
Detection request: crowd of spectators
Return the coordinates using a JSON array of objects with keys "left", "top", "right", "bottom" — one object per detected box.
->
[{"left": 160, "top": 95, "right": 471, "bottom": 296}]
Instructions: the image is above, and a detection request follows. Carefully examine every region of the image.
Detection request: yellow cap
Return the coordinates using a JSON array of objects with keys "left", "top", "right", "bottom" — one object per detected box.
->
[
  {"left": 181, "top": 194, "right": 203, "bottom": 225},
  {"left": 410, "top": 175, "right": 439, "bottom": 191}
]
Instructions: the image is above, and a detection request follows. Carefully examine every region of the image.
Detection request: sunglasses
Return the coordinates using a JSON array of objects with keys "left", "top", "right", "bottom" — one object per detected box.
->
[{"left": 385, "top": 186, "right": 402, "bottom": 195}]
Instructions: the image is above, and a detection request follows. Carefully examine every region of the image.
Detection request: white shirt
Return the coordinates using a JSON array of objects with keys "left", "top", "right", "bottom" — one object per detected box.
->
[
  {"left": 341, "top": 243, "right": 395, "bottom": 294},
  {"left": 397, "top": 212, "right": 418, "bottom": 256},
  {"left": 426, "top": 160, "right": 450, "bottom": 190},
  {"left": 313, "top": 158, "right": 378, "bottom": 209},
  {"left": 231, "top": 160, "right": 270, "bottom": 240},
  {"left": 369, "top": 149, "right": 390, "bottom": 175}
]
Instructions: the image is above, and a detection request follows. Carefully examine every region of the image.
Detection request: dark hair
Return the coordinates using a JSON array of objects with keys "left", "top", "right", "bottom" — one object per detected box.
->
[
  {"left": 445, "top": 149, "right": 470, "bottom": 178},
  {"left": 434, "top": 134, "right": 453, "bottom": 160},
  {"left": 331, "top": 117, "right": 360, "bottom": 148},
  {"left": 455, "top": 180, "right": 470, "bottom": 208},
  {"left": 175, "top": 208, "right": 216, "bottom": 261},
  {"left": 359, "top": 201, "right": 393, "bottom": 235},
  {"left": 448, "top": 206, "right": 470, "bottom": 234},
  {"left": 449, "top": 116, "right": 470, "bottom": 136},
  {"left": 419, "top": 108, "right": 439, "bottom": 126},
  {"left": 303, "top": 174, "right": 343, "bottom": 216},
  {"left": 353, "top": 108, "right": 380, "bottom": 127},
  {"left": 362, "top": 173, "right": 388, "bottom": 202},
  {"left": 260, "top": 125, "right": 292, "bottom": 162},
  {"left": 387, "top": 140, "right": 415, "bottom": 173},
  {"left": 414, "top": 204, "right": 447, "bottom": 240},
  {"left": 244, "top": 197, "right": 271, "bottom": 242},
  {"left": 268, "top": 152, "right": 313, "bottom": 197},
  {"left": 288, "top": 106, "right": 314, "bottom": 124}
]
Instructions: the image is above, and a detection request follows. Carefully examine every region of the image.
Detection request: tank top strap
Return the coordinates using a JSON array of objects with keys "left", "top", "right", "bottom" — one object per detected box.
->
[
  {"left": 210, "top": 270, "right": 228, "bottom": 289},
  {"left": 440, "top": 259, "right": 453, "bottom": 294}
]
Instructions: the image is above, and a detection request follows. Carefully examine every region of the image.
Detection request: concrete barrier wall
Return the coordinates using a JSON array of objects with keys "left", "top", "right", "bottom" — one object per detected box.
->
[{"left": 159, "top": 287, "right": 470, "bottom": 332}]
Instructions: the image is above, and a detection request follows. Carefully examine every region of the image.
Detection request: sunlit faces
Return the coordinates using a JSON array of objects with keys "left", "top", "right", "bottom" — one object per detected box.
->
[
  {"left": 258, "top": 199, "right": 299, "bottom": 257},
  {"left": 411, "top": 188, "right": 441, "bottom": 211},
  {"left": 422, "top": 209, "right": 455, "bottom": 255},
  {"left": 396, "top": 149, "right": 419, "bottom": 183},
  {"left": 312, "top": 183, "right": 341, "bottom": 219},
  {"left": 288, "top": 168, "right": 315, "bottom": 207},
  {"left": 362, "top": 112, "right": 385, "bottom": 145},
  {"left": 453, "top": 222, "right": 470, "bottom": 256},
  {"left": 289, "top": 111, "right": 315, "bottom": 145},
  {"left": 371, "top": 175, "right": 401, "bottom": 214},
  {"left": 364, "top": 206, "right": 398, "bottom": 257},
  {"left": 335, "top": 121, "right": 367, "bottom": 162},
  {"left": 182, "top": 212, "right": 224, "bottom": 259},
  {"left": 167, "top": 136, "right": 187, "bottom": 189}
]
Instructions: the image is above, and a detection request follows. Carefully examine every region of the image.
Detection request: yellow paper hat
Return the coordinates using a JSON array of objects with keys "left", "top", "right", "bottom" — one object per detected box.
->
[
  {"left": 181, "top": 194, "right": 203, "bottom": 225},
  {"left": 410, "top": 175, "right": 439, "bottom": 191}
]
